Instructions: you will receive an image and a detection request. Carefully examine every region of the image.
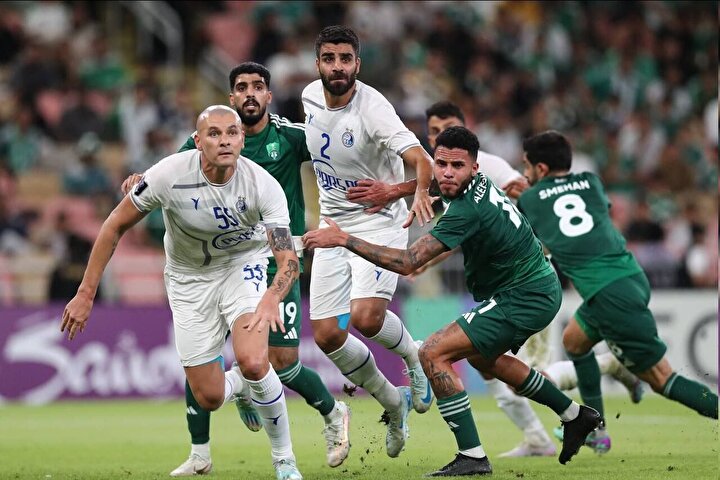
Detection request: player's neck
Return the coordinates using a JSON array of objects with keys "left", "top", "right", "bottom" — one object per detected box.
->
[
  {"left": 323, "top": 84, "right": 356, "bottom": 109},
  {"left": 243, "top": 114, "right": 269, "bottom": 136},
  {"left": 544, "top": 170, "right": 570, "bottom": 180},
  {"left": 201, "top": 159, "right": 236, "bottom": 185}
]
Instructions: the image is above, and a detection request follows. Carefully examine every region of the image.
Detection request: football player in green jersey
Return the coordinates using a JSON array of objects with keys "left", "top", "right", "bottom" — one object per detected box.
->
[
  {"left": 123, "top": 63, "right": 350, "bottom": 476},
  {"left": 518, "top": 130, "right": 718, "bottom": 452},
  {"left": 304, "top": 126, "right": 602, "bottom": 476}
]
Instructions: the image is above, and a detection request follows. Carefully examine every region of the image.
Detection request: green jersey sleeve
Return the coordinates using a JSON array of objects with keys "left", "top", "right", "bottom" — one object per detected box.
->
[{"left": 178, "top": 135, "right": 196, "bottom": 153}]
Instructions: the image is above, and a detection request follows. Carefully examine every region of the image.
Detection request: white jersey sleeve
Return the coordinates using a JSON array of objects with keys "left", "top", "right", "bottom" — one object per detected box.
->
[{"left": 476, "top": 150, "right": 523, "bottom": 189}]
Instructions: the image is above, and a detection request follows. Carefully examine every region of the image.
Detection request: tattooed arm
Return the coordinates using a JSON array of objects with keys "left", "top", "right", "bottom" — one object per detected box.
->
[
  {"left": 244, "top": 226, "right": 300, "bottom": 333},
  {"left": 61, "top": 196, "right": 147, "bottom": 340},
  {"left": 302, "top": 217, "right": 449, "bottom": 276}
]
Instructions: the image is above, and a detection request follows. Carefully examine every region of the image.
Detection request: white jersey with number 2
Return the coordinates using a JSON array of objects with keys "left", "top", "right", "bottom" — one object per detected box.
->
[{"left": 302, "top": 79, "right": 421, "bottom": 235}]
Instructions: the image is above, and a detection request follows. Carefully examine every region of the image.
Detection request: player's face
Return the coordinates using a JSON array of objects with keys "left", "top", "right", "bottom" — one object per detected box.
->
[
  {"left": 522, "top": 154, "right": 540, "bottom": 186},
  {"left": 427, "top": 115, "right": 464, "bottom": 150},
  {"left": 195, "top": 111, "right": 244, "bottom": 168},
  {"left": 229, "top": 73, "right": 272, "bottom": 127},
  {"left": 433, "top": 146, "right": 479, "bottom": 199},
  {"left": 317, "top": 43, "right": 360, "bottom": 97}
]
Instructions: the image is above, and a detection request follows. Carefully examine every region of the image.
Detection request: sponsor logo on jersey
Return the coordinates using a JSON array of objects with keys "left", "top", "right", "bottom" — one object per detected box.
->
[
  {"left": 312, "top": 158, "right": 358, "bottom": 192},
  {"left": 266, "top": 142, "right": 280, "bottom": 160},
  {"left": 212, "top": 226, "right": 258, "bottom": 249},
  {"left": 235, "top": 196, "right": 247, "bottom": 213},
  {"left": 341, "top": 129, "right": 354, "bottom": 147}
]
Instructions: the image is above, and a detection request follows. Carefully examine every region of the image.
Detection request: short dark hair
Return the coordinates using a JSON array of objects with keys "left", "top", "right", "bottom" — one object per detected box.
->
[
  {"left": 435, "top": 126, "right": 479, "bottom": 159},
  {"left": 315, "top": 25, "right": 360, "bottom": 58},
  {"left": 228, "top": 62, "right": 271, "bottom": 90},
  {"left": 523, "top": 130, "right": 572, "bottom": 172},
  {"left": 425, "top": 101, "right": 465, "bottom": 124}
]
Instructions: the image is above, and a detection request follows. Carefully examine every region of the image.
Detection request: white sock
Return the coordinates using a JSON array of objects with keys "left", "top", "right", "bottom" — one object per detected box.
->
[
  {"left": 460, "top": 445, "right": 486, "bottom": 459},
  {"left": 245, "top": 366, "right": 294, "bottom": 462},
  {"left": 486, "top": 378, "right": 545, "bottom": 435},
  {"left": 597, "top": 352, "right": 618, "bottom": 375},
  {"left": 559, "top": 401, "right": 581, "bottom": 422},
  {"left": 369, "top": 310, "right": 420, "bottom": 368},
  {"left": 190, "top": 442, "right": 210, "bottom": 460},
  {"left": 223, "top": 367, "right": 244, "bottom": 404},
  {"left": 327, "top": 334, "right": 401, "bottom": 411},
  {"left": 322, "top": 400, "right": 342, "bottom": 425},
  {"left": 543, "top": 361, "right": 578, "bottom": 391}
]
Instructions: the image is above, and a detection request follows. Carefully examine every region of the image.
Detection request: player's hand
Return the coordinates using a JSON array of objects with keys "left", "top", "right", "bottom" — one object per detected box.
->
[
  {"left": 302, "top": 217, "right": 348, "bottom": 251},
  {"left": 346, "top": 179, "right": 396, "bottom": 214},
  {"left": 244, "top": 298, "right": 285, "bottom": 333},
  {"left": 404, "top": 262, "right": 430, "bottom": 282},
  {"left": 60, "top": 294, "right": 94, "bottom": 340},
  {"left": 404, "top": 189, "right": 438, "bottom": 228},
  {"left": 502, "top": 177, "right": 529, "bottom": 199},
  {"left": 120, "top": 173, "right": 143, "bottom": 195}
]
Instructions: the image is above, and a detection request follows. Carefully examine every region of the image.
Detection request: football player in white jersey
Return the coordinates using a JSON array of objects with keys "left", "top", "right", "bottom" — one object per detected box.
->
[
  {"left": 60, "top": 106, "right": 303, "bottom": 480},
  {"left": 301, "top": 25, "right": 436, "bottom": 459}
]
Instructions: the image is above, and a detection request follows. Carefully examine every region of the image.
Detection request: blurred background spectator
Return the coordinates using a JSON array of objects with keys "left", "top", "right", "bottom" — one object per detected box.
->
[{"left": 0, "top": 0, "right": 716, "bottom": 305}]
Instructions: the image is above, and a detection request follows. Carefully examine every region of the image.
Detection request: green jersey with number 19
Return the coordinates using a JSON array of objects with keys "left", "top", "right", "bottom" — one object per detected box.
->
[
  {"left": 430, "top": 173, "right": 554, "bottom": 301},
  {"left": 179, "top": 113, "right": 310, "bottom": 273},
  {"left": 518, "top": 171, "right": 642, "bottom": 299}
]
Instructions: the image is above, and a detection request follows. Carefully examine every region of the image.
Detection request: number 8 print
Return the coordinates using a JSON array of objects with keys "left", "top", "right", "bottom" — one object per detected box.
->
[{"left": 553, "top": 194, "right": 594, "bottom": 237}]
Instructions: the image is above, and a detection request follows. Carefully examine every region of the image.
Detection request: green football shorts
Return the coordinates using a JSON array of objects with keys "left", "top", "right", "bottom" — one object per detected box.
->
[
  {"left": 267, "top": 275, "right": 302, "bottom": 348},
  {"left": 456, "top": 273, "right": 562, "bottom": 360},
  {"left": 575, "top": 273, "right": 666, "bottom": 374}
]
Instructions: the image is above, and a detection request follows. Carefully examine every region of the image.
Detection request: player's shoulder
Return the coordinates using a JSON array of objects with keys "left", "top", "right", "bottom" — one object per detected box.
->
[
  {"left": 301, "top": 80, "right": 324, "bottom": 105},
  {"left": 354, "top": 80, "right": 391, "bottom": 108},
  {"left": 269, "top": 113, "right": 306, "bottom": 139},
  {"left": 237, "top": 154, "right": 280, "bottom": 185},
  {"left": 142, "top": 150, "right": 198, "bottom": 191}
]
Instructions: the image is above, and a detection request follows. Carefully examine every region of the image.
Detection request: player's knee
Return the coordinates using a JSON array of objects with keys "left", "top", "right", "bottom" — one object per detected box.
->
[
  {"left": 352, "top": 311, "right": 384, "bottom": 337},
  {"left": 313, "top": 325, "right": 345, "bottom": 353},
  {"left": 562, "top": 330, "right": 589, "bottom": 356},
  {"left": 195, "top": 390, "right": 223, "bottom": 411},
  {"left": 269, "top": 347, "right": 299, "bottom": 371},
  {"left": 236, "top": 357, "right": 269, "bottom": 381}
]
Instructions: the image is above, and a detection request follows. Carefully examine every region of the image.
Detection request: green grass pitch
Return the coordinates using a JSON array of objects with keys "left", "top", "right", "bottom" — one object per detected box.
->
[{"left": 1, "top": 394, "right": 717, "bottom": 479}]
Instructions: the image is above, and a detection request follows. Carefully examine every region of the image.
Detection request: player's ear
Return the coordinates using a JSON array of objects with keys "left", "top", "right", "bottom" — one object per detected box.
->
[
  {"left": 229, "top": 93, "right": 236, "bottom": 107},
  {"left": 266, "top": 90, "right": 273, "bottom": 105},
  {"left": 537, "top": 162, "right": 550, "bottom": 178},
  {"left": 193, "top": 134, "right": 201, "bottom": 151}
]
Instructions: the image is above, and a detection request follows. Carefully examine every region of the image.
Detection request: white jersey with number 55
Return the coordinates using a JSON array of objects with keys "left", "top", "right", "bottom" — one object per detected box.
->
[
  {"left": 302, "top": 79, "right": 421, "bottom": 235},
  {"left": 129, "top": 149, "right": 290, "bottom": 273}
]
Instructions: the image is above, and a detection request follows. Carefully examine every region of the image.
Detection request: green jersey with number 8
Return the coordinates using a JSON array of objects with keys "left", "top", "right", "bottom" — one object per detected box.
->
[
  {"left": 518, "top": 171, "right": 642, "bottom": 299},
  {"left": 430, "top": 173, "right": 554, "bottom": 301}
]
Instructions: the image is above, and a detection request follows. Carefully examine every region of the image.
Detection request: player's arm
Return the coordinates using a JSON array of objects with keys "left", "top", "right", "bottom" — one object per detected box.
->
[
  {"left": 406, "top": 246, "right": 459, "bottom": 280},
  {"left": 61, "top": 197, "right": 148, "bottom": 340},
  {"left": 501, "top": 176, "right": 529, "bottom": 199},
  {"left": 244, "top": 226, "right": 300, "bottom": 333},
  {"left": 303, "top": 217, "right": 449, "bottom": 276}
]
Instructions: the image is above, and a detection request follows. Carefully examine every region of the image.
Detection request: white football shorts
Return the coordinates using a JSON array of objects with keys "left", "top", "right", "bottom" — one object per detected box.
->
[
  {"left": 164, "top": 259, "right": 268, "bottom": 367},
  {"left": 309, "top": 228, "right": 408, "bottom": 320}
]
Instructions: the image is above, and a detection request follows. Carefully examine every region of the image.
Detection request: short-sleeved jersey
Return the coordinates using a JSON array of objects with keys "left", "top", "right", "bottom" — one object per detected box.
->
[
  {"left": 129, "top": 149, "right": 290, "bottom": 274},
  {"left": 179, "top": 114, "right": 309, "bottom": 273},
  {"left": 477, "top": 151, "right": 523, "bottom": 189},
  {"left": 301, "top": 79, "right": 421, "bottom": 235},
  {"left": 518, "top": 171, "right": 642, "bottom": 299},
  {"left": 430, "top": 173, "right": 553, "bottom": 301}
]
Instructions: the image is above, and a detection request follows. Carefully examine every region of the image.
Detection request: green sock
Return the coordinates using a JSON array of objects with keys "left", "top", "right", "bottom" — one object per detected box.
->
[
  {"left": 277, "top": 360, "right": 335, "bottom": 416},
  {"left": 437, "top": 391, "right": 481, "bottom": 451},
  {"left": 517, "top": 368, "right": 572, "bottom": 415},
  {"left": 663, "top": 373, "right": 718, "bottom": 419},
  {"left": 567, "top": 350, "right": 604, "bottom": 420},
  {"left": 185, "top": 380, "right": 210, "bottom": 444}
]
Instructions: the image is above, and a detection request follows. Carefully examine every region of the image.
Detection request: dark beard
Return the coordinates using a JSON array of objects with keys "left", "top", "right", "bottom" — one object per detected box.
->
[
  {"left": 237, "top": 105, "right": 266, "bottom": 127},
  {"left": 320, "top": 71, "right": 357, "bottom": 97}
]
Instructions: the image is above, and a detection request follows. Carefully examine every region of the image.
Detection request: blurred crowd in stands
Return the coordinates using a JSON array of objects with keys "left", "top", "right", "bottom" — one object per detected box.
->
[{"left": 0, "top": 1, "right": 716, "bottom": 305}]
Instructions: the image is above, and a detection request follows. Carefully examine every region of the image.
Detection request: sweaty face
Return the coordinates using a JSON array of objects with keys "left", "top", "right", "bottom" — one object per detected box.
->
[
  {"left": 230, "top": 73, "right": 272, "bottom": 127},
  {"left": 427, "top": 115, "right": 464, "bottom": 150},
  {"left": 317, "top": 43, "right": 360, "bottom": 97},
  {"left": 433, "top": 146, "right": 478, "bottom": 199},
  {"left": 195, "top": 111, "right": 244, "bottom": 168}
]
